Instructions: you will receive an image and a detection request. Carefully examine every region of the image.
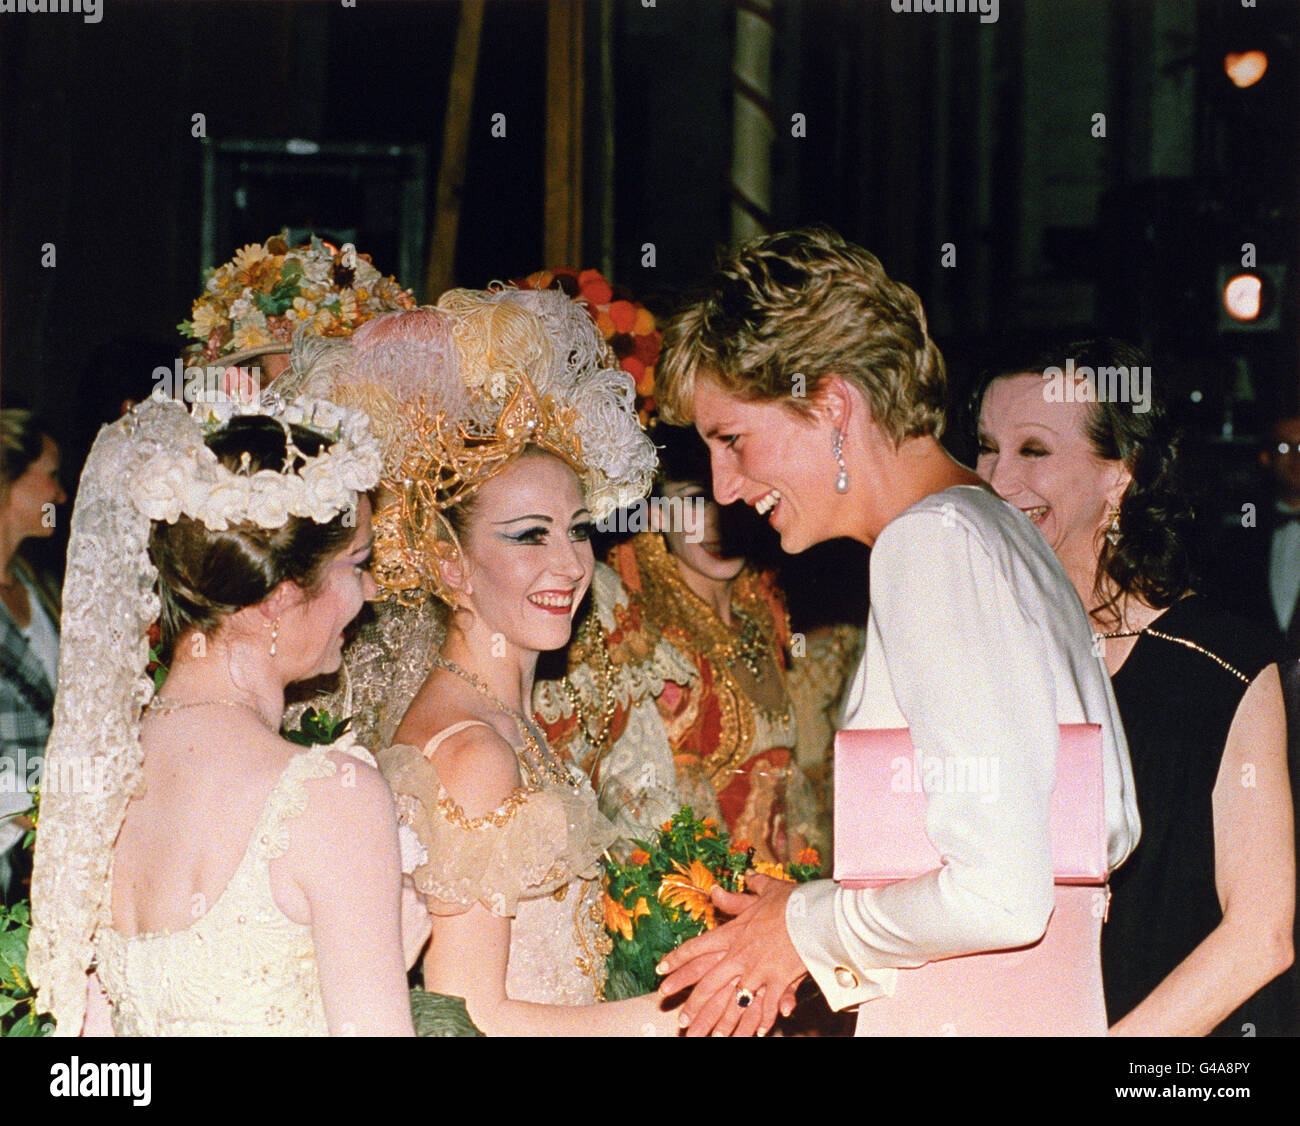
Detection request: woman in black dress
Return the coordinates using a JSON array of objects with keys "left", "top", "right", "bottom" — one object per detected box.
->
[{"left": 974, "top": 338, "right": 1295, "bottom": 1035}]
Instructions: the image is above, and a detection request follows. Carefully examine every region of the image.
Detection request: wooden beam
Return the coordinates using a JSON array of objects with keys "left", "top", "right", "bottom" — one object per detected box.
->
[
  {"left": 544, "top": 0, "right": 584, "bottom": 268},
  {"left": 425, "top": 0, "right": 486, "bottom": 300}
]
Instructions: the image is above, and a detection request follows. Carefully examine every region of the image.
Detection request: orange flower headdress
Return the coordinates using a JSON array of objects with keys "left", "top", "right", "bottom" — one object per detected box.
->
[{"left": 515, "top": 267, "right": 663, "bottom": 427}]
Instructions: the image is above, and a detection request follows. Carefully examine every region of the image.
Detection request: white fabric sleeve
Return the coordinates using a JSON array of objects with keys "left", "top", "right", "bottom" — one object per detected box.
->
[{"left": 786, "top": 507, "right": 1059, "bottom": 1006}]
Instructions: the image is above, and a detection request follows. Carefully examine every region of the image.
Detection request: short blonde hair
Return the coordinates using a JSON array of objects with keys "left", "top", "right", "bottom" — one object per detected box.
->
[{"left": 658, "top": 227, "right": 947, "bottom": 444}]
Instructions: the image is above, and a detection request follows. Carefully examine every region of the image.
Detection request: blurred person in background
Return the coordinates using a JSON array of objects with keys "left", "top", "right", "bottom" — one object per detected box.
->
[
  {"left": 0, "top": 410, "right": 66, "bottom": 904},
  {"left": 1213, "top": 413, "right": 1300, "bottom": 657}
]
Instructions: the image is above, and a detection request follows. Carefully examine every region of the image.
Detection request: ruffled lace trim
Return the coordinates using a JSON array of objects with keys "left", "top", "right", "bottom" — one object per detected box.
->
[
  {"left": 252, "top": 745, "right": 340, "bottom": 861},
  {"left": 376, "top": 742, "right": 616, "bottom": 917}
]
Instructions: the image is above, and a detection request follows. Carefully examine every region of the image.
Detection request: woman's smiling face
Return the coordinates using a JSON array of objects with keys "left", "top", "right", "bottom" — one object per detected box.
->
[
  {"left": 976, "top": 373, "right": 1130, "bottom": 571},
  {"left": 454, "top": 450, "right": 595, "bottom": 653},
  {"left": 691, "top": 376, "right": 838, "bottom": 554}
]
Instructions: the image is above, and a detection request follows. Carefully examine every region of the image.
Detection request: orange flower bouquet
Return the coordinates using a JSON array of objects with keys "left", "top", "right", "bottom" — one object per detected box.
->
[{"left": 602, "top": 807, "right": 820, "bottom": 999}]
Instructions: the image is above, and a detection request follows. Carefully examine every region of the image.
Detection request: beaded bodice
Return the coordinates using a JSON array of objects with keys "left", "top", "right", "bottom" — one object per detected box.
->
[{"left": 94, "top": 746, "right": 340, "bottom": 1036}]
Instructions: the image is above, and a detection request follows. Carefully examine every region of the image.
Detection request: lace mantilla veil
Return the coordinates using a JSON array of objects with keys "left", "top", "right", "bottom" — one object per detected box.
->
[{"left": 27, "top": 402, "right": 188, "bottom": 1034}]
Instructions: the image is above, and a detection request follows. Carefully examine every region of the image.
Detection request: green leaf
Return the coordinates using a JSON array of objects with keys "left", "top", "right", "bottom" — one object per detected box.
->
[
  {"left": 253, "top": 291, "right": 293, "bottom": 317},
  {"left": 282, "top": 708, "right": 353, "bottom": 747}
]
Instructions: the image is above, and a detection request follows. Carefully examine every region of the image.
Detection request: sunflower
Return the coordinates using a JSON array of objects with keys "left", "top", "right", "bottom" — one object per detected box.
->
[{"left": 658, "top": 859, "right": 718, "bottom": 927}]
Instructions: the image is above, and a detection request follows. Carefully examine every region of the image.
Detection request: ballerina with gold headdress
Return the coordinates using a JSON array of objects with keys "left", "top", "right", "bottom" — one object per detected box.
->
[{"left": 305, "top": 288, "right": 678, "bottom": 1034}]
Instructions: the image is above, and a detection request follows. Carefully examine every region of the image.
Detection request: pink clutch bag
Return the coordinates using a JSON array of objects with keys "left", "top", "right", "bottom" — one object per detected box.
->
[
  {"left": 831, "top": 725, "right": 1110, "bottom": 1036},
  {"left": 833, "top": 724, "right": 1108, "bottom": 887}
]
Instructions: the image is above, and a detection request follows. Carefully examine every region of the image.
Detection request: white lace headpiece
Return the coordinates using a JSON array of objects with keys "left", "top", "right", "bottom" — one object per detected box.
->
[
  {"left": 134, "top": 397, "right": 381, "bottom": 531},
  {"left": 26, "top": 395, "right": 380, "bottom": 1034}
]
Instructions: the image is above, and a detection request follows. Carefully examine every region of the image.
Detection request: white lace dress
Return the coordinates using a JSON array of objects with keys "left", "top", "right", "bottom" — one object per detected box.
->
[
  {"left": 377, "top": 721, "right": 618, "bottom": 1005},
  {"left": 94, "top": 743, "right": 361, "bottom": 1036}
]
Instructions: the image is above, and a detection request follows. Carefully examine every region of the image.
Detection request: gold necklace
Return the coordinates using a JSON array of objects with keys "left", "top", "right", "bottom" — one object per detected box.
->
[
  {"left": 1094, "top": 627, "right": 1250, "bottom": 684},
  {"left": 146, "top": 695, "right": 278, "bottom": 732},
  {"left": 430, "top": 654, "right": 576, "bottom": 787},
  {"left": 561, "top": 610, "right": 619, "bottom": 770}
]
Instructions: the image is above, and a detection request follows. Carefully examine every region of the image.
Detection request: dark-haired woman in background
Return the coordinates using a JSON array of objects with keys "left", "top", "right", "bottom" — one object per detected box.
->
[
  {"left": 0, "top": 410, "right": 65, "bottom": 904},
  {"left": 975, "top": 339, "right": 1294, "bottom": 1035}
]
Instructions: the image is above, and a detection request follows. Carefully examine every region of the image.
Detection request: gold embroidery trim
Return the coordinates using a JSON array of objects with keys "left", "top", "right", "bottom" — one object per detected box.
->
[{"left": 434, "top": 786, "right": 539, "bottom": 830}]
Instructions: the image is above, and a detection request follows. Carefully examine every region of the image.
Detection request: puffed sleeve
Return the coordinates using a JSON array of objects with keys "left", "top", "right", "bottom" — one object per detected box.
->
[
  {"left": 375, "top": 743, "right": 617, "bottom": 918},
  {"left": 786, "top": 504, "right": 1058, "bottom": 1009}
]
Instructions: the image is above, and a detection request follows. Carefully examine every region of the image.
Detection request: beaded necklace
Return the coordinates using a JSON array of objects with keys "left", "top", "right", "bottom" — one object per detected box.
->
[
  {"left": 1094, "top": 627, "right": 1250, "bottom": 685},
  {"left": 430, "top": 653, "right": 576, "bottom": 786}
]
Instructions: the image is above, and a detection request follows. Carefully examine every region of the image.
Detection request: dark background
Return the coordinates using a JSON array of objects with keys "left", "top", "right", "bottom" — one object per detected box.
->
[{"left": 2, "top": 0, "right": 1298, "bottom": 626}]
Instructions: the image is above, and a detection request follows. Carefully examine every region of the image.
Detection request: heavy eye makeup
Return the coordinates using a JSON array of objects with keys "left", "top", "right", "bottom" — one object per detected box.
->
[{"left": 495, "top": 513, "right": 593, "bottom": 545}]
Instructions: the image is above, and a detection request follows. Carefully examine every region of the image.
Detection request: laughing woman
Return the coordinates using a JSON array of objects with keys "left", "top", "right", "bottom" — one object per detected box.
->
[
  {"left": 335, "top": 291, "right": 680, "bottom": 1034},
  {"left": 974, "top": 339, "right": 1294, "bottom": 1036},
  {"left": 652, "top": 228, "right": 1140, "bottom": 1037}
]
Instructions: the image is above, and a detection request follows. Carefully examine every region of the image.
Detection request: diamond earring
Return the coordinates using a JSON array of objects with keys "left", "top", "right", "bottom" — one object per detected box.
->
[
  {"left": 1104, "top": 507, "right": 1121, "bottom": 546},
  {"left": 833, "top": 429, "right": 850, "bottom": 494},
  {"left": 269, "top": 617, "right": 280, "bottom": 658}
]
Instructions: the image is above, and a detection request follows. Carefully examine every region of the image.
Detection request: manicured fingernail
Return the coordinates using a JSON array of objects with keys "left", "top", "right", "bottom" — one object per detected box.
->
[{"left": 678, "top": 1012, "right": 691, "bottom": 1028}]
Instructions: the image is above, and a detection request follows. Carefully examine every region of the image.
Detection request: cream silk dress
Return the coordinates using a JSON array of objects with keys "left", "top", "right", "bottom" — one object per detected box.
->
[
  {"left": 94, "top": 742, "right": 367, "bottom": 1036},
  {"left": 378, "top": 720, "right": 618, "bottom": 1005},
  {"left": 785, "top": 486, "right": 1141, "bottom": 1033}
]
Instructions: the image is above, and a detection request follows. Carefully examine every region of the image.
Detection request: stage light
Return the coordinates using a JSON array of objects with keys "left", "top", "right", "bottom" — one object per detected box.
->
[
  {"left": 1223, "top": 273, "right": 1263, "bottom": 321},
  {"left": 1224, "top": 50, "right": 1268, "bottom": 88},
  {"left": 1216, "top": 264, "right": 1286, "bottom": 332}
]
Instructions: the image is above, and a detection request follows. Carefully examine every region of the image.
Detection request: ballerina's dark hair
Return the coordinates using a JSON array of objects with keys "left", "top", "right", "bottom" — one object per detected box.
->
[
  {"left": 148, "top": 415, "right": 358, "bottom": 658},
  {"left": 970, "top": 338, "right": 1197, "bottom": 622}
]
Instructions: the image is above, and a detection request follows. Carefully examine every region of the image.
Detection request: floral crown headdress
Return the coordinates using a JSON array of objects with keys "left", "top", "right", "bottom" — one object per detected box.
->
[
  {"left": 309, "top": 289, "right": 658, "bottom": 607},
  {"left": 27, "top": 394, "right": 380, "bottom": 1034},
  {"left": 133, "top": 396, "right": 382, "bottom": 531},
  {"left": 180, "top": 232, "right": 415, "bottom": 369}
]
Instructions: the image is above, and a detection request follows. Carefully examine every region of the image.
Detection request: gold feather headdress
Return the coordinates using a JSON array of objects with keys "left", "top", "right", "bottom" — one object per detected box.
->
[{"left": 295, "top": 287, "right": 657, "bottom": 607}]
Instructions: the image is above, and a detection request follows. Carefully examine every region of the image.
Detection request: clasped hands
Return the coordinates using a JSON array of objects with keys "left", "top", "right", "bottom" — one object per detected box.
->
[{"left": 655, "top": 873, "right": 809, "bottom": 1037}]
